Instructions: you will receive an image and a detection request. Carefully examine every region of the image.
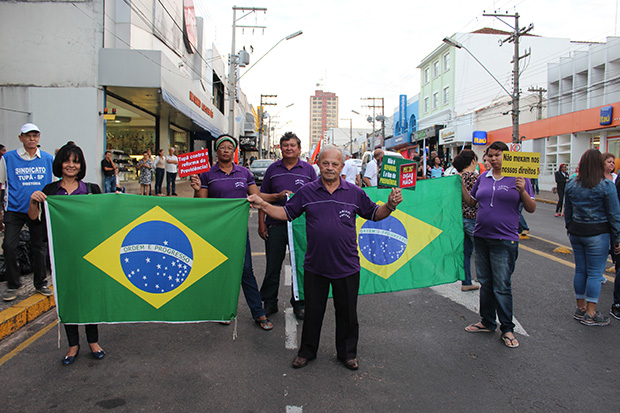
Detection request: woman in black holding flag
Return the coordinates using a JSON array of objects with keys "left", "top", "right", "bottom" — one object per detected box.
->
[{"left": 29, "top": 142, "right": 105, "bottom": 365}]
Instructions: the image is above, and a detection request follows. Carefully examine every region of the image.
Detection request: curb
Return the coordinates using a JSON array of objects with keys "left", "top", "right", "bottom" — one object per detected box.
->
[
  {"left": 536, "top": 197, "right": 558, "bottom": 205},
  {"left": 0, "top": 293, "right": 55, "bottom": 341}
]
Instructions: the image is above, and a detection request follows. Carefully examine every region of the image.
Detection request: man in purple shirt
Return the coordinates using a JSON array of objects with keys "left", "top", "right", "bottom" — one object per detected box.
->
[
  {"left": 248, "top": 145, "right": 402, "bottom": 370},
  {"left": 259, "top": 132, "right": 316, "bottom": 320}
]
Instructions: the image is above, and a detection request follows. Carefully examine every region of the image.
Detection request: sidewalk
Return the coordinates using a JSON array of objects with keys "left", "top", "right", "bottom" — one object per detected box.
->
[{"left": 0, "top": 180, "right": 558, "bottom": 341}]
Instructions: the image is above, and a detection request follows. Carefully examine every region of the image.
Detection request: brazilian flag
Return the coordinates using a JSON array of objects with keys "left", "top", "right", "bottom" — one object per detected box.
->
[
  {"left": 290, "top": 175, "right": 465, "bottom": 298},
  {"left": 45, "top": 194, "right": 248, "bottom": 324}
]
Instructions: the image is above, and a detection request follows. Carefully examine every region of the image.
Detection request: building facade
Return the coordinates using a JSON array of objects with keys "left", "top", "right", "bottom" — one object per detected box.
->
[
  {"left": 418, "top": 28, "right": 581, "bottom": 161},
  {"left": 386, "top": 95, "right": 419, "bottom": 158},
  {"left": 0, "top": 0, "right": 254, "bottom": 183},
  {"left": 309, "top": 90, "right": 338, "bottom": 148}
]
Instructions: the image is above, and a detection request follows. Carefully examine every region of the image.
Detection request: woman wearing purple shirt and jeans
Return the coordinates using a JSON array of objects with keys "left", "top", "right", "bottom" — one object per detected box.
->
[
  {"left": 29, "top": 143, "right": 105, "bottom": 365},
  {"left": 190, "top": 135, "right": 272, "bottom": 330},
  {"left": 461, "top": 141, "right": 536, "bottom": 348}
]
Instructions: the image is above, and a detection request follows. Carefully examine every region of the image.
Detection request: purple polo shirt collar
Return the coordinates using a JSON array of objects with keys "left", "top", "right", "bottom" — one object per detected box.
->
[
  {"left": 55, "top": 181, "right": 88, "bottom": 195},
  {"left": 199, "top": 162, "right": 255, "bottom": 199},
  {"left": 284, "top": 177, "right": 379, "bottom": 278}
]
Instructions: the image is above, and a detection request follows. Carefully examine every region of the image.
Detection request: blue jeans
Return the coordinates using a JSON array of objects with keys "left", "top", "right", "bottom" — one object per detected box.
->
[
  {"left": 462, "top": 218, "right": 476, "bottom": 285},
  {"left": 241, "top": 234, "right": 266, "bottom": 319},
  {"left": 155, "top": 168, "right": 165, "bottom": 195},
  {"left": 104, "top": 175, "right": 116, "bottom": 193},
  {"left": 474, "top": 237, "right": 519, "bottom": 334},
  {"left": 569, "top": 233, "right": 609, "bottom": 304}
]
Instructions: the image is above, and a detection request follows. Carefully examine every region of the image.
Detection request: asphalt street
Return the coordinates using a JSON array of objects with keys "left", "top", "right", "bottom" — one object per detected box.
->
[{"left": 1, "top": 196, "right": 620, "bottom": 412}]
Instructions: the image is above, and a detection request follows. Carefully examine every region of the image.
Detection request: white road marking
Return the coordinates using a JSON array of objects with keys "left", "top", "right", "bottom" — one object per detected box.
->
[
  {"left": 285, "top": 307, "right": 299, "bottom": 349},
  {"left": 430, "top": 282, "right": 529, "bottom": 337},
  {"left": 284, "top": 264, "right": 292, "bottom": 287},
  {"left": 286, "top": 406, "right": 303, "bottom": 413}
]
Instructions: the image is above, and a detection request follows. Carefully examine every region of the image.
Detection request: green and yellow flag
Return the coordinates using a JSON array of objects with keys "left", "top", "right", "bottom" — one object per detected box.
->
[
  {"left": 45, "top": 194, "right": 249, "bottom": 324},
  {"left": 290, "top": 175, "right": 464, "bottom": 298}
]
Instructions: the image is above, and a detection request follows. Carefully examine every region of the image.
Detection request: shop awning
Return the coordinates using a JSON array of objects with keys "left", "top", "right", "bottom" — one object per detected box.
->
[{"left": 161, "top": 89, "right": 222, "bottom": 137}]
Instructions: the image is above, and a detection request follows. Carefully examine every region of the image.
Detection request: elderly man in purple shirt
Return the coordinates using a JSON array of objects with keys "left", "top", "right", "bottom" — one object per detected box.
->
[
  {"left": 259, "top": 132, "right": 316, "bottom": 320},
  {"left": 248, "top": 145, "right": 402, "bottom": 370}
]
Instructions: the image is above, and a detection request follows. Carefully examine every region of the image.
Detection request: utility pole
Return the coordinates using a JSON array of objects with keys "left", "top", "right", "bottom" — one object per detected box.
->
[
  {"left": 340, "top": 118, "right": 353, "bottom": 153},
  {"left": 228, "top": 6, "right": 267, "bottom": 138},
  {"left": 258, "top": 94, "right": 277, "bottom": 159},
  {"left": 361, "top": 97, "right": 384, "bottom": 150},
  {"left": 483, "top": 11, "right": 533, "bottom": 143},
  {"left": 528, "top": 86, "right": 546, "bottom": 120}
]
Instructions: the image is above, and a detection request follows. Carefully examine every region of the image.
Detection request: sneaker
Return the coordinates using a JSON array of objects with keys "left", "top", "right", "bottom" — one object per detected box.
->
[
  {"left": 573, "top": 307, "right": 586, "bottom": 320},
  {"left": 3, "top": 288, "right": 18, "bottom": 302},
  {"left": 36, "top": 286, "right": 53, "bottom": 297},
  {"left": 610, "top": 304, "right": 620, "bottom": 320},
  {"left": 580, "top": 312, "right": 611, "bottom": 326}
]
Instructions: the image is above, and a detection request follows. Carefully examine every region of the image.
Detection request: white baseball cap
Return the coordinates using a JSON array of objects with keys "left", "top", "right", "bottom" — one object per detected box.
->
[{"left": 20, "top": 123, "right": 40, "bottom": 134}]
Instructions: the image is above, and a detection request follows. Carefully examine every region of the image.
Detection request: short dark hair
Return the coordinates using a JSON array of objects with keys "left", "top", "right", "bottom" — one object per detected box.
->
[
  {"left": 105, "top": 150, "right": 111, "bottom": 155},
  {"left": 280, "top": 132, "right": 301, "bottom": 148},
  {"left": 577, "top": 149, "right": 605, "bottom": 189},
  {"left": 486, "top": 141, "right": 509, "bottom": 154},
  {"left": 452, "top": 149, "right": 478, "bottom": 172},
  {"left": 54, "top": 142, "right": 86, "bottom": 180}
]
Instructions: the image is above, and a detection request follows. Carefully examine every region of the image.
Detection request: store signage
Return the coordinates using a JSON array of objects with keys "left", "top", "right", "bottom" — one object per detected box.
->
[
  {"left": 239, "top": 136, "right": 258, "bottom": 151},
  {"left": 439, "top": 128, "right": 456, "bottom": 145},
  {"left": 472, "top": 131, "right": 487, "bottom": 145},
  {"left": 178, "top": 148, "right": 210, "bottom": 177},
  {"left": 501, "top": 151, "right": 540, "bottom": 179},
  {"left": 379, "top": 156, "right": 417, "bottom": 189},
  {"left": 509, "top": 143, "right": 522, "bottom": 152},
  {"left": 189, "top": 91, "right": 214, "bottom": 118},
  {"left": 600, "top": 106, "right": 613, "bottom": 125},
  {"left": 183, "top": 0, "right": 198, "bottom": 54},
  {"left": 399, "top": 95, "right": 407, "bottom": 129}
]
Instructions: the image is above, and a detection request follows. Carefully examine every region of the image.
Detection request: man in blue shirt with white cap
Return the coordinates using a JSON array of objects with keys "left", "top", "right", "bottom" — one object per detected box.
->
[{"left": 0, "top": 123, "right": 54, "bottom": 301}]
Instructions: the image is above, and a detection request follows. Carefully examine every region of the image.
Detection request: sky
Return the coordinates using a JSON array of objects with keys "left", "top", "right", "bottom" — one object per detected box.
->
[{"left": 194, "top": 0, "right": 619, "bottom": 149}]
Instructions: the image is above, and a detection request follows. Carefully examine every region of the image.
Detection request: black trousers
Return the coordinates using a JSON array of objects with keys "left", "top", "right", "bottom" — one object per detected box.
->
[
  {"left": 556, "top": 186, "right": 565, "bottom": 213},
  {"left": 260, "top": 224, "right": 303, "bottom": 309},
  {"left": 298, "top": 271, "right": 360, "bottom": 361},
  {"left": 65, "top": 324, "right": 99, "bottom": 347},
  {"left": 2, "top": 211, "right": 47, "bottom": 290}
]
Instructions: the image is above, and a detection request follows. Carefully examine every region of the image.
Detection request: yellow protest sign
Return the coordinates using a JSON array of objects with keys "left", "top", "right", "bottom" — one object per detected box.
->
[{"left": 501, "top": 151, "right": 540, "bottom": 178}]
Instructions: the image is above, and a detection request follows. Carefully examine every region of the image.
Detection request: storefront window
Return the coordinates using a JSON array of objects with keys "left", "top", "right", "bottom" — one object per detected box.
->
[
  {"left": 173, "top": 129, "right": 188, "bottom": 154},
  {"left": 105, "top": 96, "right": 156, "bottom": 181},
  {"left": 607, "top": 136, "right": 620, "bottom": 158}
]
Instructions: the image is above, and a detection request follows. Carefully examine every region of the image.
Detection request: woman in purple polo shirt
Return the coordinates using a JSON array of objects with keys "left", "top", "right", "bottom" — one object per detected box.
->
[
  {"left": 461, "top": 141, "right": 536, "bottom": 348},
  {"left": 29, "top": 143, "right": 105, "bottom": 365},
  {"left": 190, "top": 135, "right": 272, "bottom": 331}
]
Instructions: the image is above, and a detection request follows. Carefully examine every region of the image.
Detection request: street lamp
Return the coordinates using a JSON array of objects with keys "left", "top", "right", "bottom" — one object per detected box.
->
[
  {"left": 442, "top": 36, "right": 519, "bottom": 143},
  {"left": 238, "top": 31, "right": 303, "bottom": 81},
  {"left": 264, "top": 103, "right": 294, "bottom": 158}
]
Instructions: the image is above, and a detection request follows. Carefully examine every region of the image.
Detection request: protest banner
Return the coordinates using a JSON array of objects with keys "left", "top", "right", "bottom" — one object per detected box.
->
[
  {"left": 177, "top": 149, "right": 210, "bottom": 177},
  {"left": 501, "top": 151, "right": 540, "bottom": 179},
  {"left": 379, "top": 156, "right": 418, "bottom": 189}
]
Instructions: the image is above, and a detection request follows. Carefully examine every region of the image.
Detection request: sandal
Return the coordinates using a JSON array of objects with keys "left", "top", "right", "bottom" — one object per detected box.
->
[
  {"left": 501, "top": 334, "right": 519, "bottom": 348},
  {"left": 255, "top": 317, "right": 273, "bottom": 331},
  {"left": 465, "top": 322, "right": 493, "bottom": 333}
]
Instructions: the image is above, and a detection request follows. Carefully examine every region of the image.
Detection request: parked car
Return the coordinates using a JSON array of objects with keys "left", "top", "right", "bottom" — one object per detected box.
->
[{"left": 249, "top": 159, "right": 274, "bottom": 184}]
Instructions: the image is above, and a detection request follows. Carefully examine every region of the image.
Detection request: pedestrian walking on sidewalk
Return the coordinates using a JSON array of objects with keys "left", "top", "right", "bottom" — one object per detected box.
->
[
  {"left": 28, "top": 143, "right": 105, "bottom": 364},
  {"left": 565, "top": 149, "right": 620, "bottom": 327}
]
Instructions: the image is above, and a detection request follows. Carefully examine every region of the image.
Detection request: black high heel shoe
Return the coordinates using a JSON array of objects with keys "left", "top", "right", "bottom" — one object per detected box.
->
[{"left": 61, "top": 345, "right": 80, "bottom": 366}]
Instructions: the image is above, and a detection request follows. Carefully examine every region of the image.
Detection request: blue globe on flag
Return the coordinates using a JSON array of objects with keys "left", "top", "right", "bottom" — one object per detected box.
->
[
  {"left": 358, "top": 216, "right": 407, "bottom": 266},
  {"left": 120, "top": 221, "right": 194, "bottom": 294}
]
